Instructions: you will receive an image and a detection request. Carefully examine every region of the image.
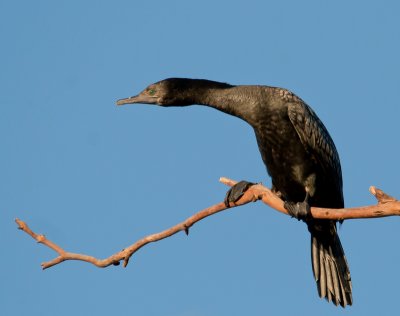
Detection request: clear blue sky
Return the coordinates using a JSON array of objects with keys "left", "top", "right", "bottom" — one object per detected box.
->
[{"left": 2, "top": 1, "right": 399, "bottom": 315}]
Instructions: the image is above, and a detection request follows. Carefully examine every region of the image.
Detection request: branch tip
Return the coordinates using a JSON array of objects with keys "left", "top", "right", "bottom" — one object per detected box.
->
[
  {"left": 219, "top": 177, "right": 235, "bottom": 187},
  {"left": 369, "top": 186, "right": 376, "bottom": 196},
  {"left": 15, "top": 218, "right": 24, "bottom": 230},
  {"left": 123, "top": 258, "right": 130, "bottom": 267},
  {"left": 370, "top": 186, "right": 396, "bottom": 204}
]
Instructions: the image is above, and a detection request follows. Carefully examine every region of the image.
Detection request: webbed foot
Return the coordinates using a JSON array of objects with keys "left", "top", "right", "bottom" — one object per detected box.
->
[
  {"left": 224, "top": 180, "right": 255, "bottom": 207},
  {"left": 284, "top": 200, "right": 311, "bottom": 222}
]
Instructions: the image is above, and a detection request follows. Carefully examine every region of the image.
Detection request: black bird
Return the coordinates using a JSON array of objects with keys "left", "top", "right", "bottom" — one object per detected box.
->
[{"left": 116, "top": 78, "right": 352, "bottom": 307}]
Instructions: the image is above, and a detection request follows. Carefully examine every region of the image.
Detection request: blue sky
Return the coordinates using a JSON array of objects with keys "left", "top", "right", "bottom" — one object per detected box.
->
[{"left": 2, "top": 1, "right": 399, "bottom": 315}]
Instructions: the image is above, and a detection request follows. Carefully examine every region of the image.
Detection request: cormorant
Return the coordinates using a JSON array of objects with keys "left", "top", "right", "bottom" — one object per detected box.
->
[{"left": 116, "top": 78, "right": 352, "bottom": 307}]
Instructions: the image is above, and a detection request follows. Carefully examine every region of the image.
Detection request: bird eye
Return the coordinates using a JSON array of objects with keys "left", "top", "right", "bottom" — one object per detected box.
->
[{"left": 148, "top": 89, "right": 156, "bottom": 96}]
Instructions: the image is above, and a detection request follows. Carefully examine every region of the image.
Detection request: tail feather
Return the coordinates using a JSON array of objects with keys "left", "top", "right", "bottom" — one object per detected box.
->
[{"left": 310, "top": 223, "right": 352, "bottom": 307}]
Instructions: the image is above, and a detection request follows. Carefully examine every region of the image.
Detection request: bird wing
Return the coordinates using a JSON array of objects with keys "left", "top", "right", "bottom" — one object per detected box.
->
[{"left": 287, "top": 100, "right": 343, "bottom": 192}]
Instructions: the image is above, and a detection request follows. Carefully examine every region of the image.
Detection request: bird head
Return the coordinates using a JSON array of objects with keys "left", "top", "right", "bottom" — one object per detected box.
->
[{"left": 116, "top": 78, "right": 195, "bottom": 107}]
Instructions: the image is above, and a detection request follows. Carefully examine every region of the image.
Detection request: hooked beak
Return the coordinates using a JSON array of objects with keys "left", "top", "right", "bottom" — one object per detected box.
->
[{"left": 116, "top": 94, "right": 157, "bottom": 106}]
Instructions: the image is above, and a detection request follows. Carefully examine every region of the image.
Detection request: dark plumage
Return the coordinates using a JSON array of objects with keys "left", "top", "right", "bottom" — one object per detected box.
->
[{"left": 116, "top": 78, "right": 352, "bottom": 307}]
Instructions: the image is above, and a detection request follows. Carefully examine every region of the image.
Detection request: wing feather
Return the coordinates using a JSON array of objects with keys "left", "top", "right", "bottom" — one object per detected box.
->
[{"left": 287, "top": 100, "right": 343, "bottom": 202}]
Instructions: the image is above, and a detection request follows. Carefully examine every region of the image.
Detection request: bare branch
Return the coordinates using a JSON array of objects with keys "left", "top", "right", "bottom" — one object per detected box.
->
[
  {"left": 16, "top": 177, "right": 400, "bottom": 269},
  {"left": 220, "top": 177, "right": 400, "bottom": 220}
]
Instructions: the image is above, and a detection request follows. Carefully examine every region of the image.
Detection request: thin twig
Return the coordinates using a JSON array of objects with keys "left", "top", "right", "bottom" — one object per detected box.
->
[{"left": 16, "top": 177, "right": 400, "bottom": 269}]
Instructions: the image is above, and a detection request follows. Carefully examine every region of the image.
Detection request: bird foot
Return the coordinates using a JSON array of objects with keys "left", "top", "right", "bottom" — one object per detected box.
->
[
  {"left": 224, "top": 180, "right": 255, "bottom": 207},
  {"left": 284, "top": 200, "right": 311, "bottom": 222}
]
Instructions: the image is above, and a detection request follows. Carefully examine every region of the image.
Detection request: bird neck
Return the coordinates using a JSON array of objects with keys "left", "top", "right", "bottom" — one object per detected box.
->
[{"left": 185, "top": 79, "right": 264, "bottom": 125}]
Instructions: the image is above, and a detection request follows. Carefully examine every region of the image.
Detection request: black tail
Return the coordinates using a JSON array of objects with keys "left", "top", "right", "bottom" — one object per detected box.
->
[{"left": 310, "top": 222, "right": 352, "bottom": 307}]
